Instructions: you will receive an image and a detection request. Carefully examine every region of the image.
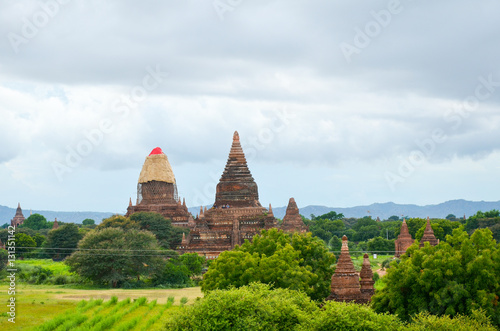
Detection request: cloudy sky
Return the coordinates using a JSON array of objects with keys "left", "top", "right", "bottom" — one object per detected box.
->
[{"left": 1, "top": 0, "right": 499, "bottom": 214}]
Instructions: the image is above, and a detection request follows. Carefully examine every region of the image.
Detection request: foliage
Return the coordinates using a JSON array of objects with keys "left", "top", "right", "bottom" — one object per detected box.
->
[
  {"left": 96, "top": 215, "right": 140, "bottom": 231},
  {"left": 0, "top": 249, "right": 8, "bottom": 272},
  {"left": 465, "top": 210, "right": 500, "bottom": 241},
  {"left": 179, "top": 253, "right": 205, "bottom": 277},
  {"left": 15, "top": 232, "right": 37, "bottom": 258},
  {"left": 167, "top": 283, "right": 491, "bottom": 330},
  {"left": 21, "top": 213, "right": 51, "bottom": 230},
  {"left": 130, "top": 212, "right": 186, "bottom": 249},
  {"left": 45, "top": 223, "right": 83, "bottom": 260},
  {"left": 32, "top": 233, "right": 46, "bottom": 247},
  {"left": 66, "top": 228, "right": 165, "bottom": 287},
  {"left": 202, "top": 229, "right": 335, "bottom": 301},
  {"left": 82, "top": 218, "right": 95, "bottom": 226},
  {"left": 166, "top": 283, "right": 318, "bottom": 330},
  {"left": 406, "top": 310, "right": 496, "bottom": 331},
  {"left": 306, "top": 300, "right": 403, "bottom": 330},
  {"left": 372, "top": 228, "right": 500, "bottom": 327},
  {"left": 155, "top": 258, "right": 191, "bottom": 286},
  {"left": 366, "top": 237, "right": 395, "bottom": 254}
]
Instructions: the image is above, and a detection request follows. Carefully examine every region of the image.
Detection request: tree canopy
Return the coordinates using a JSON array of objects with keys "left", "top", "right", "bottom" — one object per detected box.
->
[
  {"left": 45, "top": 223, "right": 83, "bottom": 260},
  {"left": 202, "top": 228, "right": 335, "bottom": 301},
  {"left": 372, "top": 227, "right": 500, "bottom": 327},
  {"left": 21, "top": 213, "right": 51, "bottom": 230},
  {"left": 66, "top": 228, "right": 165, "bottom": 287}
]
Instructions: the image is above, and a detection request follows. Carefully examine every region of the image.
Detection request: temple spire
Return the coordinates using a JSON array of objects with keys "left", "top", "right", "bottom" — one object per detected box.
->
[
  {"left": 215, "top": 131, "right": 261, "bottom": 208},
  {"left": 280, "top": 198, "right": 308, "bottom": 233},
  {"left": 52, "top": 218, "right": 59, "bottom": 230},
  {"left": 268, "top": 203, "right": 274, "bottom": 217},
  {"left": 129, "top": 197, "right": 133, "bottom": 207},
  {"left": 420, "top": 217, "right": 438, "bottom": 247}
]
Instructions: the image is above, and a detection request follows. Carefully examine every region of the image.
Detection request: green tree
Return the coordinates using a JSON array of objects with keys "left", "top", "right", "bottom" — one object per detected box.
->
[
  {"left": 21, "top": 214, "right": 50, "bottom": 230},
  {"left": 372, "top": 227, "right": 500, "bottom": 327},
  {"left": 328, "top": 235, "right": 342, "bottom": 253},
  {"left": 129, "top": 212, "right": 185, "bottom": 249},
  {"left": 366, "top": 237, "right": 395, "bottom": 254},
  {"left": 0, "top": 249, "right": 8, "bottom": 272},
  {"left": 45, "top": 224, "right": 83, "bottom": 260},
  {"left": 202, "top": 229, "right": 335, "bottom": 301},
  {"left": 66, "top": 228, "right": 164, "bottom": 287},
  {"left": 179, "top": 253, "right": 205, "bottom": 277},
  {"left": 15, "top": 232, "right": 36, "bottom": 259},
  {"left": 32, "top": 233, "right": 46, "bottom": 247},
  {"left": 166, "top": 283, "right": 319, "bottom": 330},
  {"left": 154, "top": 256, "right": 191, "bottom": 286},
  {"left": 97, "top": 215, "right": 140, "bottom": 231},
  {"left": 82, "top": 219, "right": 95, "bottom": 226},
  {"left": 309, "top": 218, "right": 345, "bottom": 243}
]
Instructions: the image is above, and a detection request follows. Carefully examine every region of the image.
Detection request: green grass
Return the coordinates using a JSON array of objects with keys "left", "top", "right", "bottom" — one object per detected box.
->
[
  {"left": 15, "top": 259, "right": 76, "bottom": 277},
  {"left": 32, "top": 297, "right": 177, "bottom": 331},
  {"left": 0, "top": 283, "right": 203, "bottom": 330}
]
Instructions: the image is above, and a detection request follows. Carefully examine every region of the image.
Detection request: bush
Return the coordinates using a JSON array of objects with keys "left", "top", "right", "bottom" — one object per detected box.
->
[{"left": 166, "top": 283, "right": 317, "bottom": 330}]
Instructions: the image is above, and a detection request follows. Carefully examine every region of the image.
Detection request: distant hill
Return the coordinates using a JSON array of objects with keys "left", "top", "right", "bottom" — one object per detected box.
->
[
  {"left": 273, "top": 199, "right": 500, "bottom": 220},
  {"left": 3, "top": 199, "right": 499, "bottom": 226},
  {"left": 0, "top": 205, "right": 114, "bottom": 225}
]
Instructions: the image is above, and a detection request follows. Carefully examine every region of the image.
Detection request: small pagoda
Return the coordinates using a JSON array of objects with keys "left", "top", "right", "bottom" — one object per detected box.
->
[
  {"left": 420, "top": 217, "right": 439, "bottom": 247},
  {"left": 395, "top": 219, "right": 414, "bottom": 257},
  {"left": 280, "top": 198, "right": 309, "bottom": 233},
  {"left": 11, "top": 203, "right": 26, "bottom": 227},
  {"left": 326, "top": 236, "right": 374, "bottom": 304},
  {"left": 126, "top": 147, "right": 194, "bottom": 227}
]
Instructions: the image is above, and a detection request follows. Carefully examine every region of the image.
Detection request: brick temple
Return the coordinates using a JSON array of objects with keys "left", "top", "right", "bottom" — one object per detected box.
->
[
  {"left": 420, "top": 217, "right": 439, "bottom": 247},
  {"left": 178, "top": 132, "right": 278, "bottom": 259},
  {"left": 126, "top": 131, "right": 309, "bottom": 259},
  {"left": 126, "top": 147, "right": 194, "bottom": 228},
  {"left": 280, "top": 198, "right": 309, "bottom": 233},
  {"left": 394, "top": 219, "right": 414, "bottom": 257},
  {"left": 326, "top": 235, "right": 374, "bottom": 304},
  {"left": 11, "top": 203, "right": 26, "bottom": 227}
]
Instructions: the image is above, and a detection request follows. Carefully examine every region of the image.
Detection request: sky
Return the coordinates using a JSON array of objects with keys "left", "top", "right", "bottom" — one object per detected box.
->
[{"left": 1, "top": 0, "right": 499, "bottom": 214}]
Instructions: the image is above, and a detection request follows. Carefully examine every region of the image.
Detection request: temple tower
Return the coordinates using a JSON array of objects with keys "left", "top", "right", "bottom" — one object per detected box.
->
[
  {"left": 395, "top": 219, "right": 414, "bottom": 257},
  {"left": 52, "top": 218, "right": 59, "bottom": 230},
  {"left": 328, "top": 235, "right": 362, "bottom": 302},
  {"left": 179, "top": 131, "right": 276, "bottom": 259},
  {"left": 420, "top": 217, "right": 438, "bottom": 247},
  {"left": 359, "top": 254, "right": 375, "bottom": 302},
  {"left": 126, "top": 147, "right": 193, "bottom": 227},
  {"left": 280, "top": 198, "right": 309, "bottom": 233},
  {"left": 215, "top": 132, "right": 261, "bottom": 208},
  {"left": 11, "top": 203, "right": 26, "bottom": 227}
]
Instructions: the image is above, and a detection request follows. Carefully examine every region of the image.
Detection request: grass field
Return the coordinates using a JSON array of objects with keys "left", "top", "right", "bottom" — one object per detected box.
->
[{"left": 0, "top": 284, "right": 203, "bottom": 330}]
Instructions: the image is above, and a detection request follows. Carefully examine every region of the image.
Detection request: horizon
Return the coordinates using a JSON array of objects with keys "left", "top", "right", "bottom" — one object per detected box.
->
[
  {"left": 1, "top": 2, "right": 499, "bottom": 213},
  {"left": 2, "top": 198, "right": 499, "bottom": 216}
]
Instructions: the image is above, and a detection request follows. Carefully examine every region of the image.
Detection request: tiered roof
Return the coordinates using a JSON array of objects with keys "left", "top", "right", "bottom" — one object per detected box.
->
[
  {"left": 281, "top": 198, "right": 308, "bottom": 233},
  {"left": 420, "top": 217, "right": 439, "bottom": 247},
  {"left": 215, "top": 132, "right": 261, "bottom": 208}
]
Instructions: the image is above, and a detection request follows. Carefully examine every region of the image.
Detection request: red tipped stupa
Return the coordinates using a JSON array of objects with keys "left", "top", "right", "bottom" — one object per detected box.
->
[{"left": 149, "top": 147, "right": 164, "bottom": 156}]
